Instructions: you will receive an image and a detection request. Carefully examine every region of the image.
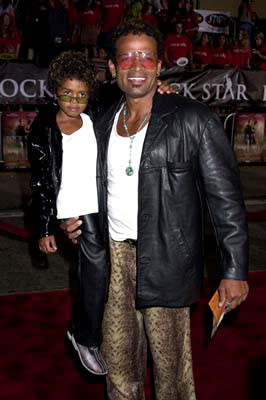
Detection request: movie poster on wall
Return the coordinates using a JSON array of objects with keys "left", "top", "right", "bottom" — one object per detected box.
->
[
  {"left": 2, "top": 110, "right": 37, "bottom": 169},
  {"left": 233, "top": 113, "right": 266, "bottom": 163}
]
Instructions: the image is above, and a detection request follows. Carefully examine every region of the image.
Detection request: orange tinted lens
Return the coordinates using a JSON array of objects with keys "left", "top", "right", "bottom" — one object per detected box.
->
[
  {"left": 141, "top": 53, "right": 157, "bottom": 68},
  {"left": 117, "top": 54, "right": 135, "bottom": 69}
]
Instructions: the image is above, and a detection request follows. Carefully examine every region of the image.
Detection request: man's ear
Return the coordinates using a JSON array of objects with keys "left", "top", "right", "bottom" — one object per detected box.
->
[
  {"left": 156, "top": 59, "right": 162, "bottom": 77},
  {"left": 108, "top": 59, "right": 117, "bottom": 79}
]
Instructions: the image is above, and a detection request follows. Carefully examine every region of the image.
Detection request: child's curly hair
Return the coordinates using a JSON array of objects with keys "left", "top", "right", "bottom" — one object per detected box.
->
[{"left": 47, "top": 50, "right": 96, "bottom": 94}]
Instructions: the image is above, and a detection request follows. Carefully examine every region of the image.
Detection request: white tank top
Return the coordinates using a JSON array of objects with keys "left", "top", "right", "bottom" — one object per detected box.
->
[{"left": 107, "top": 109, "right": 147, "bottom": 240}]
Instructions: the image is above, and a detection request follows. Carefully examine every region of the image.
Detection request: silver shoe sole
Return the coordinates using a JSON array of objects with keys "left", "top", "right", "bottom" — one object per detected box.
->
[{"left": 67, "top": 331, "right": 108, "bottom": 375}]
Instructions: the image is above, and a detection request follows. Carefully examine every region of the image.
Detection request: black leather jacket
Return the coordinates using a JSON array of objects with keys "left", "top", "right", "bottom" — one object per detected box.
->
[{"left": 95, "top": 92, "right": 249, "bottom": 308}]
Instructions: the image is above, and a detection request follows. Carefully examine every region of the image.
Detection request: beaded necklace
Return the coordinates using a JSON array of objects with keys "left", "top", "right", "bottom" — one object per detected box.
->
[{"left": 122, "top": 104, "right": 151, "bottom": 176}]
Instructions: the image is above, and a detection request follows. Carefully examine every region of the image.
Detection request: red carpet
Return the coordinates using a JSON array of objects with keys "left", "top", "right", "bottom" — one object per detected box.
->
[
  {"left": 0, "top": 271, "right": 266, "bottom": 400},
  {"left": 0, "top": 219, "right": 30, "bottom": 239}
]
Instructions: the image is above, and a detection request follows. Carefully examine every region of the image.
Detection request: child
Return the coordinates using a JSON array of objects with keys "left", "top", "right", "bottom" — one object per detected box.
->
[{"left": 27, "top": 50, "right": 108, "bottom": 375}]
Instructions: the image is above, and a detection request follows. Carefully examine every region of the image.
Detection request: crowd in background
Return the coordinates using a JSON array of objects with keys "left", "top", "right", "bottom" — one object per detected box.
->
[{"left": 0, "top": 0, "right": 266, "bottom": 72}]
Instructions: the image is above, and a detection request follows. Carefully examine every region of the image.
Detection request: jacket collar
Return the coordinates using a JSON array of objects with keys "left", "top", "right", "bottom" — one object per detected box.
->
[
  {"left": 96, "top": 91, "right": 182, "bottom": 133},
  {"left": 141, "top": 92, "right": 183, "bottom": 164},
  {"left": 98, "top": 96, "right": 124, "bottom": 134},
  {"left": 96, "top": 92, "right": 184, "bottom": 167}
]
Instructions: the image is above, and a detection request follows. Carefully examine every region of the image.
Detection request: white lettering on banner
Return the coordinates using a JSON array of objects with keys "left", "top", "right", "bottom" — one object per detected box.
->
[
  {"left": 183, "top": 83, "right": 196, "bottom": 99},
  {"left": 20, "top": 79, "right": 36, "bottom": 98},
  {"left": 202, "top": 83, "right": 211, "bottom": 100},
  {"left": 171, "top": 79, "right": 249, "bottom": 102},
  {"left": 207, "top": 14, "right": 226, "bottom": 27},
  {"left": 39, "top": 80, "right": 52, "bottom": 98},
  {"left": 0, "top": 79, "right": 18, "bottom": 97},
  {"left": 0, "top": 79, "right": 52, "bottom": 99},
  {"left": 212, "top": 83, "right": 224, "bottom": 99},
  {"left": 236, "top": 84, "right": 248, "bottom": 101}
]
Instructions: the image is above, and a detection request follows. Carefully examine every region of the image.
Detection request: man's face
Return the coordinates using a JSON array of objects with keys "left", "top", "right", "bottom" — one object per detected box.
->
[
  {"left": 185, "top": 1, "right": 191, "bottom": 12},
  {"left": 255, "top": 36, "right": 262, "bottom": 47},
  {"left": 108, "top": 34, "right": 161, "bottom": 100},
  {"left": 202, "top": 33, "right": 209, "bottom": 44},
  {"left": 175, "top": 23, "right": 183, "bottom": 35},
  {"left": 219, "top": 35, "right": 225, "bottom": 47}
]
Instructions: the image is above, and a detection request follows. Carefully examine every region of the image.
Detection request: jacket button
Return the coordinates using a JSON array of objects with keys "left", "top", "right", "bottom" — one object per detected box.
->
[{"left": 143, "top": 214, "right": 149, "bottom": 220}]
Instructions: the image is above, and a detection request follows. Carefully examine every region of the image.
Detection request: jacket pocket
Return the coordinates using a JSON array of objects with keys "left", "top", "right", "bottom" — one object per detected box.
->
[
  {"left": 171, "top": 228, "right": 193, "bottom": 266},
  {"left": 167, "top": 161, "right": 192, "bottom": 171}
]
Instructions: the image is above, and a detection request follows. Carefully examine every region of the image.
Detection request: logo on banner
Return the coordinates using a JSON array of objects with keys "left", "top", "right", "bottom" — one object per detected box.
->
[
  {"left": 195, "top": 12, "right": 203, "bottom": 24},
  {"left": 205, "top": 13, "right": 229, "bottom": 28},
  {"left": 195, "top": 9, "right": 230, "bottom": 34}
]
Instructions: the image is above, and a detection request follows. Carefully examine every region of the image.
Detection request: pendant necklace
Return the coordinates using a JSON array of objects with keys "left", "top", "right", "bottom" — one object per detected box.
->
[{"left": 122, "top": 104, "right": 151, "bottom": 176}]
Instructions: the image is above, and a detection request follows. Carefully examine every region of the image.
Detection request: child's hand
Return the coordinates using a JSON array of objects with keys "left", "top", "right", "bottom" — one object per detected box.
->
[
  {"left": 157, "top": 80, "right": 179, "bottom": 95},
  {"left": 39, "top": 235, "right": 57, "bottom": 253}
]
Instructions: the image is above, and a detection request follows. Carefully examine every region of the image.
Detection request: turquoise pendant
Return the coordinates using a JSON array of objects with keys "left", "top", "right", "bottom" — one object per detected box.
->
[{"left": 126, "top": 166, "right": 134, "bottom": 176}]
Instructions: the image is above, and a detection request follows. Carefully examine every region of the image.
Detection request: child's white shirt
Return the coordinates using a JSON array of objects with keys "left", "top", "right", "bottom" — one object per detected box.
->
[{"left": 56, "top": 113, "right": 98, "bottom": 219}]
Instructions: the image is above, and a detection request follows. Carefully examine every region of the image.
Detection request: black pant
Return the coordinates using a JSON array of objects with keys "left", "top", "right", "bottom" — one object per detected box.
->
[{"left": 71, "top": 213, "right": 107, "bottom": 347}]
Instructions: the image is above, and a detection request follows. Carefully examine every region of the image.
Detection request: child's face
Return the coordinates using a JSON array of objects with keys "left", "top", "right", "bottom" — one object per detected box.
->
[{"left": 56, "top": 79, "right": 89, "bottom": 118}]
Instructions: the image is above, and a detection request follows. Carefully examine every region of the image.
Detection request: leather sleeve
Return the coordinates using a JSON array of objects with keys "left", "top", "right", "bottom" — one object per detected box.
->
[
  {"left": 27, "top": 115, "right": 58, "bottom": 238},
  {"left": 198, "top": 111, "right": 249, "bottom": 280}
]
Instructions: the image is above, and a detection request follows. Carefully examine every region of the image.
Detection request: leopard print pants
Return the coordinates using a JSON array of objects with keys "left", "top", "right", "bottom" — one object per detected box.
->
[{"left": 101, "top": 239, "right": 197, "bottom": 400}]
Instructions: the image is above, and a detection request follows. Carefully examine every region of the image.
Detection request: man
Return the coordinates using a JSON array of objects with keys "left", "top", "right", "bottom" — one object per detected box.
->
[
  {"left": 99, "top": 0, "right": 125, "bottom": 51},
  {"left": 62, "top": 19, "right": 249, "bottom": 400},
  {"left": 164, "top": 20, "right": 193, "bottom": 68}
]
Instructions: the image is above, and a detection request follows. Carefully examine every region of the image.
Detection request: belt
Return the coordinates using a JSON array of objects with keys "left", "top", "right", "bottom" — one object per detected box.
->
[{"left": 123, "top": 239, "right": 137, "bottom": 247}]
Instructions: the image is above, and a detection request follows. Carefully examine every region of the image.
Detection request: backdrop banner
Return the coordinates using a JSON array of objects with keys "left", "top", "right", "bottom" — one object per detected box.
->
[
  {"left": 1, "top": 62, "right": 266, "bottom": 108},
  {"left": 161, "top": 67, "right": 266, "bottom": 108},
  {"left": 0, "top": 61, "right": 49, "bottom": 106}
]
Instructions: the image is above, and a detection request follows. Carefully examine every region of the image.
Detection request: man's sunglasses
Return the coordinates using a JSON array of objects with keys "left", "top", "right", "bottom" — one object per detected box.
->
[
  {"left": 116, "top": 51, "right": 158, "bottom": 70},
  {"left": 57, "top": 94, "right": 89, "bottom": 104}
]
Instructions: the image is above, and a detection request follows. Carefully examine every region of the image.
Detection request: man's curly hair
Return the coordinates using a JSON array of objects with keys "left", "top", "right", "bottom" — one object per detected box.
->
[
  {"left": 47, "top": 50, "right": 96, "bottom": 94},
  {"left": 109, "top": 18, "right": 163, "bottom": 63}
]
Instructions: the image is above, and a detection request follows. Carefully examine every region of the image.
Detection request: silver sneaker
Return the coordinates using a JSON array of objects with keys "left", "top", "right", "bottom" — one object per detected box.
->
[{"left": 67, "top": 331, "right": 107, "bottom": 375}]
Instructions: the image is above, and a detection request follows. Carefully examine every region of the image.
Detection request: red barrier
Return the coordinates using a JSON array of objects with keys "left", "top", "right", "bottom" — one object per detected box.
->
[{"left": 0, "top": 219, "right": 31, "bottom": 239}]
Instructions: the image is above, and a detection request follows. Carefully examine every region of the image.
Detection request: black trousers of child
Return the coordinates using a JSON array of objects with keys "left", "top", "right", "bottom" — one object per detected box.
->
[{"left": 71, "top": 213, "right": 107, "bottom": 347}]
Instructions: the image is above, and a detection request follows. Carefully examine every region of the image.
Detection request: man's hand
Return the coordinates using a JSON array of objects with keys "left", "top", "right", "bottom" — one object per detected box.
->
[
  {"left": 157, "top": 79, "right": 179, "bottom": 94},
  {"left": 59, "top": 217, "right": 83, "bottom": 244},
  {"left": 39, "top": 235, "right": 57, "bottom": 253},
  {"left": 218, "top": 279, "right": 249, "bottom": 313}
]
